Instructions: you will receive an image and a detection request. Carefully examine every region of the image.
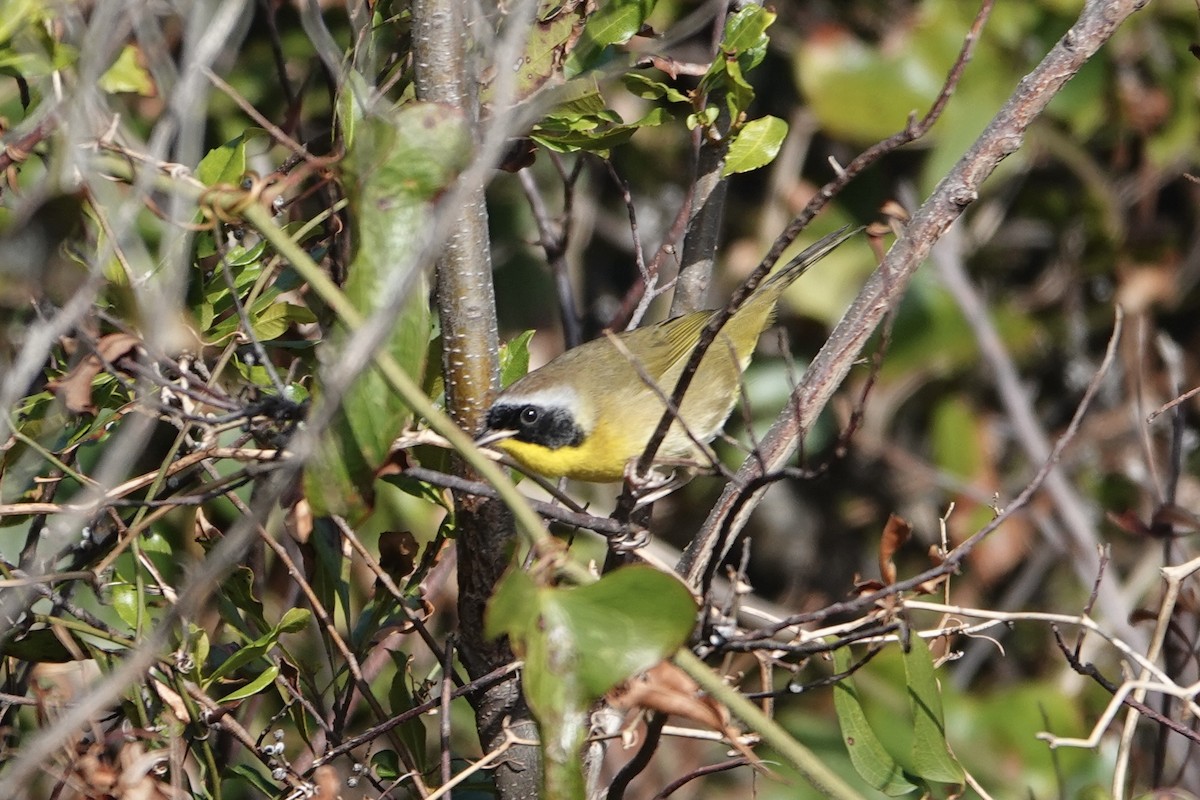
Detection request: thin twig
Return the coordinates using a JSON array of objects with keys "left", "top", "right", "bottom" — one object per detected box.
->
[
  {"left": 606, "top": 713, "right": 667, "bottom": 800},
  {"left": 1113, "top": 553, "right": 1200, "bottom": 797},
  {"left": 310, "top": 662, "right": 522, "bottom": 767},
  {"left": 933, "top": 224, "right": 1140, "bottom": 647},
  {"left": 517, "top": 165, "right": 582, "bottom": 348},
  {"left": 651, "top": 757, "right": 751, "bottom": 799},
  {"left": 1049, "top": 626, "right": 1200, "bottom": 749},
  {"left": 400, "top": 465, "right": 629, "bottom": 536},
  {"left": 738, "top": 310, "right": 1123, "bottom": 639}
]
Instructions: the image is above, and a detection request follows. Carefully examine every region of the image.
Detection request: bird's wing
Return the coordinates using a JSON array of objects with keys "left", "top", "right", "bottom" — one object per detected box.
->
[{"left": 620, "top": 310, "right": 713, "bottom": 379}]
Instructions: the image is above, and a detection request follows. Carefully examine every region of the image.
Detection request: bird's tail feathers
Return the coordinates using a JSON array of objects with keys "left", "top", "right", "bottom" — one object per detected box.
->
[{"left": 762, "top": 224, "right": 862, "bottom": 290}]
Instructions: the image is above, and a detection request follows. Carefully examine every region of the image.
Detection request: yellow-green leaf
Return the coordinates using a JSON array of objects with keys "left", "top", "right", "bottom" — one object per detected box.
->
[
  {"left": 723, "top": 115, "right": 788, "bottom": 176},
  {"left": 99, "top": 44, "right": 154, "bottom": 96}
]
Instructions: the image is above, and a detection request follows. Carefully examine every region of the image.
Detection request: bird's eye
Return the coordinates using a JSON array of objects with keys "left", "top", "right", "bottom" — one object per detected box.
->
[{"left": 519, "top": 406, "right": 541, "bottom": 426}]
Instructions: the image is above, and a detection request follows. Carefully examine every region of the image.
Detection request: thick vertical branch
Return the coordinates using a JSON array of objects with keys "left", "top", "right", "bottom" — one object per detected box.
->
[
  {"left": 411, "top": 2, "right": 539, "bottom": 797},
  {"left": 670, "top": 135, "right": 729, "bottom": 315},
  {"left": 412, "top": 3, "right": 499, "bottom": 430},
  {"left": 669, "top": 7, "right": 732, "bottom": 317}
]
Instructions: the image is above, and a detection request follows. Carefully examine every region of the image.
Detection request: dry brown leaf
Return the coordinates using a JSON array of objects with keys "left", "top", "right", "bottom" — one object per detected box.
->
[
  {"left": 1107, "top": 509, "right": 1151, "bottom": 538},
  {"left": 608, "top": 662, "right": 766, "bottom": 770},
  {"left": 644, "top": 53, "right": 683, "bottom": 79},
  {"left": 497, "top": 138, "right": 537, "bottom": 173},
  {"left": 153, "top": 679, "right": 190, "bottom": 724},
  {"left": 852, "top": 574, "right": 886, "bottom": 595},
  {"left": 71, "top": 738, "right": 176, "bottom": 800},
  {"left": 610, "top": 662, "right": 726, "bottom": 731},
  {"left": 194, "top": 506, "right": 222, "bottom": 544},
  {"left": 370, "top": 595, "right": 436, "bottom": 641},
  {"left": 289, "top": 497, "right": 314, "bottom": 544},
  {"left": 47, "top": 332, "right": 142, "bottom": 414},
  {"left": 313, "top": 764, "right": 341, "bottom": 799},
  {"left": 878, "top": 514, "right": 912, "bottom": 585},
  {"left": 914, "top": 574, "right": 950, "bottom": 596},
  {"left": 73, "top": 746, "right": 119, "bottom": 796},
  {"left": 1152, "top": 504, "right": 1200, "bottom": 535},
  {"left": 378, "top": 530, "right": 419, "bottom": 580},
  {"left": 117, "top": 740, "right": 173, "bottom": 800},
  {"left": 1115, "top": 262, "right": 1177, "bottom": 314}
]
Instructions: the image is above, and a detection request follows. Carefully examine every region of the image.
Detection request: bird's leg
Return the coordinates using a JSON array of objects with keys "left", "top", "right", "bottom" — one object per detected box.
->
[{"left": 624, "top": 461, "right": 693, "bottom": 509}]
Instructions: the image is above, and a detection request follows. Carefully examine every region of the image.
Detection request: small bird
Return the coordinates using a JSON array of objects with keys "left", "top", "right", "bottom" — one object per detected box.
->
[{"left": 481, "top": 227, "right": 856, "bottom": 482}]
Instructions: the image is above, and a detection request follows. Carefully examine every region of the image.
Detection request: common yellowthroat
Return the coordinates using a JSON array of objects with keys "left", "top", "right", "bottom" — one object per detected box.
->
[{"left": 481, "top": 228, "right": 856, "bottom": 482}]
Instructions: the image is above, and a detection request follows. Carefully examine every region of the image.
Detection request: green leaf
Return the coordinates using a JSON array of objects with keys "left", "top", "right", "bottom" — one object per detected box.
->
[
  {"left": 0, "top": 5, "right": 76, "bottom": 78},
  {"left": 530, "top": 75, "right": 674, "bottom": 154},
  {"left": 0, "top": 0, "right": 38, "bottom": 45},
  {"left": 500, "top": 330, "right": 535, "bottom": 388},
  {"left": 205, "top": 605, "right": 304, "bottom": 687},
  {"left": 492, "top": 0, "right": 587, "bottom": 102},
  {"left": 721, "top": 4, "right": 774, "bottom": 57},
  {"left": 305, "top": 100, "right": 468, "bottom": 520},
  {"left": 336, "top": 70, "right": 369, "bottom": 150},
  {"left": 247, "top": 302, "right": 317, "bottom": 342},
  {"left": 190, "top": 625, "right": 210, "bottom": 678},
  {"left": 723, "top": 115, "right": 788, "bottom": 176},
  {"left": 277, "top": 607, "right": 311, "bottom": 634},
  {"left": 831, "top": 646, "right": 919, "bottom": 796},
  {"left": 216, "top": 664, "right": 280, "bottom": 704},
  {"left": 903, "top": 635, "right": 964, "bottom": 784},
  {"left": 372, "top": 750, "right": 401, "bottom": 781},
  {"left": 197, "top": 133, "right": 251, "bottom": 187},
  {"left": 532, "top": 105, "right": 669, "bottom": 154},
  {"left": 581, "top": 0, "right": 654, "bottom": 49},
  {"left": 686, "top": 106, "right": 719, "bottom": 131},
  {"left": 531, "top": 124, "right": 636, "bottom": 154},
  {"left": 565, "top": 0, "right": 656, "bottom": 77},
  {"left": 227, "top": 763, "right": 279, "bottom": 796},
  {"left": 98, "top": 44, "right": 154, "bottom": 96},
  {"left": 622, "top": 72, "right": 690, "bottom": 104},
  {"left": 308, "top": 520, "right": 350, "bottom": 636},
  {"left": 382, "top": 471, "right": 452, "bottom": 512},
  {"left": 194, "top": 298, "right": 216, "bottom": 333},
  {"left": 111, "top": 581, "right": 144, "bottom": 630},
  {"left": 216, "top": 567, "right": 267, "bottom": 636},
  {"left": 558, "top": 567, "right": 696, "bottom": 695},
  {"left": 793, "top": 23, "right": 941, "bottom": 145},
  {"left": 542, "top": 75, "right": 611, "bottom": 116},
  {"left": 693, "top": 6, "right": 775, "bottom": 125},
  {"left": 487, "top": 565, "right": 696, "bottom": 696},
  {"left": 386, "top": 652, "right": 429, "bottom": 773},
  {"left": 486, "top": 565, "right": 539, "bottom": 640},
  {"left": 205, "top": 636, "right": 273, "bottom": 687},
  {"left": 487, "top": 565, "right": 697, "bottom": 798}
]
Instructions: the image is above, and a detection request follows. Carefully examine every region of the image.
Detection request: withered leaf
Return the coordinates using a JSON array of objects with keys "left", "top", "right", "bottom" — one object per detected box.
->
[
  {"left": 47, "top": 333, "right": 142, "bottom": 414},
  {"left": 852, "top": 574, "right": 886, "bottom": 595},
  {"left": 878, "top": 514, "right": 912, "bottom": 586},
  {"left": 610, "top": 661, "right": 727, "bottom": 731},
  {"left": 1106, "top": 510, "right": 1151, "bottom": 538},
  {"left": 609, "top": 662, "right": 765, "bottom": 770},
  {"left": 378, "top": 530, "right": 419, "bottom": 580}
]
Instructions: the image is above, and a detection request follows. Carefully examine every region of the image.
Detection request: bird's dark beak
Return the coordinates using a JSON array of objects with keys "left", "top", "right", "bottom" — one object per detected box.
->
[{"left": 476, "top": 428, "right": 517, "bottom": 448}]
